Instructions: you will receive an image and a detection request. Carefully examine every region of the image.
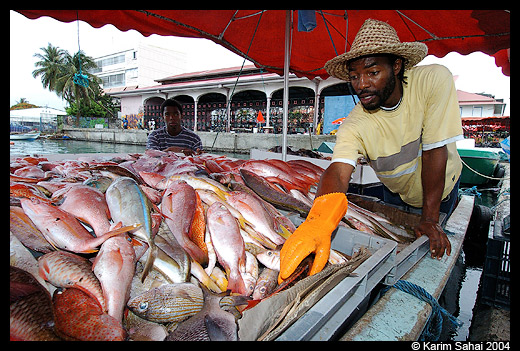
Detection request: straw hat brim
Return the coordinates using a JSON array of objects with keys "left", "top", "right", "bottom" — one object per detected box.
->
[{"left": 325, "top": 41, "right": 428, "bottom": 81}]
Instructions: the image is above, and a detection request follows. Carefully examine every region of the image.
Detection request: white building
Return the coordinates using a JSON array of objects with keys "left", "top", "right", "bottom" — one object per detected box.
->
[
  {"left": 457, "top": 90, "right": 506, "bottom": 117},
  {"left": 92, "top": 42, "right": 188, "bottom": 92},
  {"left": 10, "top": 107, "right": 67, "bottom": 132}
]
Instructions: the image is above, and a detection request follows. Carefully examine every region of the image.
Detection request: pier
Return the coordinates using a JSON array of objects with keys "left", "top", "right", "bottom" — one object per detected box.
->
[{"left": 62, "top": 127, "right": 336, "bottom": 154}]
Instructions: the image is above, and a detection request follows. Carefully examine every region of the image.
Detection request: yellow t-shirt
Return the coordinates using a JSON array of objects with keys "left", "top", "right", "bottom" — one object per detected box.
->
[{"left": 332, "top": 64, "right": 463, "bottom": 207}]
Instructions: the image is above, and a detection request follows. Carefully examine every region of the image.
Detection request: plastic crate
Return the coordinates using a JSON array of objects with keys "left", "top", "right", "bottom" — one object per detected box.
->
[
  {"left": 480, "top": 218, "right": 510, "bottom": 309},
  {"left": 275, "top": 218, "right": 397, "bottom": 341}
]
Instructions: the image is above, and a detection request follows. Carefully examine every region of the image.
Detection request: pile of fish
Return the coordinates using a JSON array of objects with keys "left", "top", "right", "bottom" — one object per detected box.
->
[{"left": 10, "top": 150, "right": 411, "bottom": 341}]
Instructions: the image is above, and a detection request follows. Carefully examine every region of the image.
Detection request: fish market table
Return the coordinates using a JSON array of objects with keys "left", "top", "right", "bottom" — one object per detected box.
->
[{"left": 340, "top": 195, "right": 474, "bottom": 341}]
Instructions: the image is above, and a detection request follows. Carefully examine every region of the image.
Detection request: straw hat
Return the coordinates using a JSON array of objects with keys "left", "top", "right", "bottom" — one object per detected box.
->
[{"left": 324, "top": 19, "right": 428, "bottom": 81}]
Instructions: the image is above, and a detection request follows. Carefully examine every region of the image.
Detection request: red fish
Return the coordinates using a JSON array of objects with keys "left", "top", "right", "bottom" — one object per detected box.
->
[
  {"left": 57, "top": 184, "right": 112, "bottom": 236},
  {"left": 10, "top": 266, "right": 59, "bottom": 341},
  {"left": 92, "top": 236, "right": 136, "bottom": 323},
  {"left": 10, "top": 206, "right": 54, "bottom": 253},
  {"left": 53, "top": 288, "right": 127, "bottom": 341},
  {"left": 20, "top": 198, "right": 134, "bottom": 253},
  {"left": 10, "top": 183, "right": 50, "bottom": 203},
  {"left": 38, "top": 251, "right": 106, "bottom": 311},
  {"left": 206, "top": 202, "right": 247, "bottom": 295},
  {"left": 189, "top": 191, "right": 208, "bottom": 257},
  {"left": 161, "top": 181, "right": 207, "bottom": 264}
]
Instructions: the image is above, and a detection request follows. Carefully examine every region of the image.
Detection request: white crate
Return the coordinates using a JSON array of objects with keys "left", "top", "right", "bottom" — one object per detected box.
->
[{"left": 275, "top": 218, "right": 397, "bottom": 341}]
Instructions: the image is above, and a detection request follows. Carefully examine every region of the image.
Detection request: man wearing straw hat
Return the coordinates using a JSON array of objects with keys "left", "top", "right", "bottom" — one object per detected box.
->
[{"left": 279, "top": 19, "right": 463, "bottom": 282}]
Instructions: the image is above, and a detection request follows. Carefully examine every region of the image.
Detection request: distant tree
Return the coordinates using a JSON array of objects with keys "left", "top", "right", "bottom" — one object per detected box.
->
[
  {"left": 10, "top": 99, "right": 39, "bottom": 110},
  {"left": 32, "top": 44, "right": 112, "bottom": 127},
  {"left": 32, "top": 43, "right": 66, "bottom": 93},
  {"left": 55, "top": 50, "right": 101, "bottom": 126}
]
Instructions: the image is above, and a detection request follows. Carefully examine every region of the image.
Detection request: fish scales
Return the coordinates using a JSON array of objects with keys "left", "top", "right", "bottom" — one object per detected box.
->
[
  {"left": 106, "top": 176, "right": 157, "bottom": 282},
  {"left": 10, "top": 266, "right": 59, "bottom": 341},
  {"left": 38, "top": 251, "right": 106, "bottom": 311},
  {"left": 127, "top": 283, "right": 203, "bottom": 324},
  {"left": 53, "top": 288, "right": 127, "bottom": 341},
  {"left": 206, "top": 202, "right": 247, "bottom": 295}
]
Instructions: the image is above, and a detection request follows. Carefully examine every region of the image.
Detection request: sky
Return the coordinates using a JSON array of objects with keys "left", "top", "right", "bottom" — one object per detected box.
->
[{"left": 10, "top": 10, "right": 510, "bottom": 115}]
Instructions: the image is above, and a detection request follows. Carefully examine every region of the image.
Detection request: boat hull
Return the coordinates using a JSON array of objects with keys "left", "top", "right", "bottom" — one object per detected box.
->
[
  {"left": 458, "top": 148, "right": 500, "bottom": 185},
  {"left": 10, "top": 132, "right": 40, "bottom": 141}
]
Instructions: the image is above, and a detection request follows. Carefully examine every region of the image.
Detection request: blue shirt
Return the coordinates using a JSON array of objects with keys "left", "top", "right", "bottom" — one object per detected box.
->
[{"left": 146, "top": 126, "right": 203, "bottom": 152}]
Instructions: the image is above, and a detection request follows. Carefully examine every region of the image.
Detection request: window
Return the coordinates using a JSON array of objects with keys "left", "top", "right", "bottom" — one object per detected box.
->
[
  {"left": 126, "top": 68, "right": 138, "bottom": 79},
  {"left": 473, "top": 106, "right": 483, "bottom": 117},
  {"left": 101, "top": 73, "right": 125, "bottom": 88}
]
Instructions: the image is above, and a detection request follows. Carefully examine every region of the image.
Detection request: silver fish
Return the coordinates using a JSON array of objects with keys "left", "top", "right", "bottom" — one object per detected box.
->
[
  {"left": 106, "top": 176, "right": 156, "bottom": 282},
  {"left": 252, "top": 268, "right": 279, "bottom": 300}
]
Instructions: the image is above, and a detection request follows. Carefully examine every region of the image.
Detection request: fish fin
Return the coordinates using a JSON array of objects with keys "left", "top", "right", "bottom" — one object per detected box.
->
[
  {"left": 130, "top": 237, "right": 143, "bottom": 246},
  {"left": 100, "top": 223, "right": 142, "bottom": 247},
  {"left": 205, "top": 315, "right": 233, "bottom": 341},
  {"left": 38, "top": 259, "right": 50, "bottom": 280},
  {"left": 278, "top": 225, "right": 292, "bottom": 240},
  {"left": 141, "top": 244, "right": 157, "bottom": 283},
  {"left": 72, "top": 284, "right": 105, "bottom": 311}
]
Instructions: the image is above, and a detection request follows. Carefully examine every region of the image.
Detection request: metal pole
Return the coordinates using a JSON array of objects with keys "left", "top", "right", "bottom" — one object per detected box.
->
[{"left": 282, "top": 10, "right": 291, "bottom": 161}]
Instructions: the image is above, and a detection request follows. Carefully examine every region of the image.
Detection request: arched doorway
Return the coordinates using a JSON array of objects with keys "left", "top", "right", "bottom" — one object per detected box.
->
[
  {"left": 144, "top": 96, "right": 165, "bottom": 130},
  {"left": 271, "top": 87, "right": 315, "bottom": 134},
  {"left": 230, "top": 90, "right": 267, "bottom": 132},
  {"left": 198, "top": 93, "right": 227, "bottom": 132}
]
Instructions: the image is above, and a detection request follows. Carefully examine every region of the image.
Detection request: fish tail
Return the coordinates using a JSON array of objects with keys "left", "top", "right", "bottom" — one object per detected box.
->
[
  {"left": 226, "top": 270, "right": 247, "bottom": 296},
  {"left": 141, "top": 242, "right": 157, "bottom": 283}
]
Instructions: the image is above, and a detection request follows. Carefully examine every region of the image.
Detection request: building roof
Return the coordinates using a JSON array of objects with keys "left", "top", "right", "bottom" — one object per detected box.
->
[
  {"left": 155, "top": 65, "right": 260, "bottom": 83},
  {"left": 457, "top": 90, "right": 504, "bottom": 105}
]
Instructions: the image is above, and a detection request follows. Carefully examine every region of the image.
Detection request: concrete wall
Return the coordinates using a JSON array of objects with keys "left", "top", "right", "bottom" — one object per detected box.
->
[{"left": 63, "top": 127, "right": 336, "bottom": 154}]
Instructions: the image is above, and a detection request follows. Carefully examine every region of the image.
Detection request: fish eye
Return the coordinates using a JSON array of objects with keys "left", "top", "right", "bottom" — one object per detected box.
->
[
  {"left": 138, "top": 301, "right": 148, "bottom": 311},
  {"left": 267, "top": 251, "right": 273, "bottom": 256}
]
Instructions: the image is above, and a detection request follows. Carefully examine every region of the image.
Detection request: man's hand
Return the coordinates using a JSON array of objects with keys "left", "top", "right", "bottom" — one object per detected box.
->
[
  {"left": 414, "top": 219, "right": 451, "bottom": 259},
  {"left": 163, "top": 146, "right": 202, "bottom": 156}
]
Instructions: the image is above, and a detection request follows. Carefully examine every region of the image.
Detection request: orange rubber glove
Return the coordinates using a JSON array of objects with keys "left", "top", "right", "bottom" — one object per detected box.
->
[{"left": 278, "top": 192, "right": 348, "bottom": 284}]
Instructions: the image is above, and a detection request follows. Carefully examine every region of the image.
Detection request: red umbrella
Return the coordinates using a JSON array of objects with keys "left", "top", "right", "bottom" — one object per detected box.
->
[
  {"left": 16, "top": 10, "right": 509, "bottom": 158},
  {"left": 16, "top": 10, "right": 510, "bottom": 79}
]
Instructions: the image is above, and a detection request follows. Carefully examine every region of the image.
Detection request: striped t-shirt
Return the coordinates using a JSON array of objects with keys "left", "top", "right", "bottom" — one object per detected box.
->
[
  {"left": 146, "top": 126, "right": 203, "bottom": 152},
  {"left": 332, "top": 64, "right": 463, "bottom": 207}
]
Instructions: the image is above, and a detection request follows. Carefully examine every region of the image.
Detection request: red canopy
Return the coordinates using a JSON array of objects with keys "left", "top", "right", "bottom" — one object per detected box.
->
[{"left": 16, "top": 10, "right": 510, "bottom": 79}]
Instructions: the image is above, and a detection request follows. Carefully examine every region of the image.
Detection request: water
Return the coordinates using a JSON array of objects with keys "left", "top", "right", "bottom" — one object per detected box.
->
[
  {"left": 10, "top": 138, "right": 248, "bottom": 159},
  {"left": 10, "top": 138, "right": 147, "bottom": 157}
]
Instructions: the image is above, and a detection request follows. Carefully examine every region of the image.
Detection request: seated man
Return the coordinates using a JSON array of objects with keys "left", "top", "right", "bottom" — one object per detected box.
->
[{"left": 146, "top": 98, "right": 203, "bottom": 156}]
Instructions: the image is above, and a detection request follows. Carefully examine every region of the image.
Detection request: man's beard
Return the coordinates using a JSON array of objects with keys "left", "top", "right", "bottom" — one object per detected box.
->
[{"left": 358, "top": 74, "right": 396, "bottom": 111}]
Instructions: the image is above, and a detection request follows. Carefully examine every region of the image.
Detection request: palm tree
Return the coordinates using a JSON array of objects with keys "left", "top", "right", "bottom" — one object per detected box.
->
[
  {"left": 55, "top": 51, "right": 101, "bottom": 126},
  {"left": 32, "top": 43, "right": 66, "bottom": 93}
]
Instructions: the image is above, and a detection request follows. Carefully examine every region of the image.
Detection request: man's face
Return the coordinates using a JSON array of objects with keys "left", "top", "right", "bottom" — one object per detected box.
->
[
  {"left": 347, "top": 56, "right": 402, "bottom": 111},
  {"left": 164, "top": 105, "right": 182, "bottom": 135}
]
